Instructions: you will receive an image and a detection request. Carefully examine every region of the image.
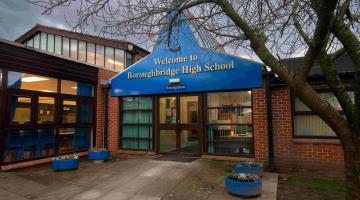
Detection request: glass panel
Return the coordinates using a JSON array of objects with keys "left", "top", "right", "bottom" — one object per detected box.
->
[
  {"left": 59, "top": 128, "right": 90, "bottom": 153},
  {"left": 38, "top": 129, "right": 56, "bottom": 157},
  {"left": 77, "top": 82, "right": 94, "bottom": 96},
  {"left": 40, "top": 32, "right": 47, "bottom": 51},
  {"left": 138, "top": 97, "right": 152, "bottom": 109},
  {"left": 38, "top": 97, "right": 55, "bottom": 124},
  {"left": 105, "top": 46, "right": 115, "bottom": 69},
  {"left": 62, "top": 37, "right": 70, "bottom": 56},
  {"left": 61, "top": 80, "right": 77, "bottom": 95},
  {"left": 54, "top": 35, "right": 62, "bottom": 54},
  {"left": 114, "top": 49, "right": 125, "bottom": 71},
  {"left": 208, "top": 142, "right": 253, "bottom": 155},
  {"left": 294, "top": 115, "right": 337, "bottom": 137},
  {"left": 70, "top": 39, "right": 78, "bottom": 59},
  {"left": 208, "top": 108, "right": 252, "bottom": 124},
  {"left": 180, "top": 96, "right": 198, "bottom": 123},
  {"left": 87, "top": 42, "right": 95, "bottom": 64},
  {"left": 47, "top": 34, "right": 55, "bottom": 53},
  {"left": 62, "top": 100, "right": 77, "bottom": 123},
  {"left": 122, "top": 97, "right": 138, "bottom": 110},
  {"left": 180, "top": 130, "right": 199, "bottom": 153},
  {"left": 126, "top": 52, "right": 133, "bottom": 68},
  {"left": 78, "top": 41, "right": 86, "bottom": 62},
  {"left": 207, "top": 91, "right": 251, "bottom": 107},
  {"left": 159, "top": 130, "right": 176, "bottom": 152},
  {"left": 8, "top": 71, "right": 58, "bottom": 93},
  {"left": 96, "top": 44, "right": 105, "bottom": 66},
  {"left": 207, "top": 125, "right": 253, "bottom": 141},
  {"left": 80, "top": 99, "right": 91, "bottom": 123},
  {"left": 10, "top": 96, "right": 31, "bottom": 125},
  {"left": 159, "top": 97, "right": 176, "bottom": 123},
  {"left": 33, "top": 33, "right": 40, "bottom": 49},
  {"left": 26, "top": 39, "right": 33, "bottom": 47}
]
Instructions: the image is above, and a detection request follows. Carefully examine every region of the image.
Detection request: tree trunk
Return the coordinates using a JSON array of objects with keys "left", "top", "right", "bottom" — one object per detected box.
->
[{"left": 343, "top": 140, "right": 360, "bottom": 200}]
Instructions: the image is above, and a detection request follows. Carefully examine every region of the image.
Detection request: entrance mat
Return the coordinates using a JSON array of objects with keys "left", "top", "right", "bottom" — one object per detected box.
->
[{"left": 154, "top": 156, "right": 198, "bottom": 163}]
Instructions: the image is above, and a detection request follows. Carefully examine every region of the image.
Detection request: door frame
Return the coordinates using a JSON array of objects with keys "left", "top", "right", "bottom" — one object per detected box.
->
[{"left": 155, "top": 93, "right": 203, "bottom": 156}]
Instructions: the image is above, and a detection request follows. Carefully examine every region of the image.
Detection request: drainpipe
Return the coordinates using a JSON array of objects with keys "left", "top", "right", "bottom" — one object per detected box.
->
[
  {"left": 101, "top": 80, "right": 110, "bottom": 149},
  {"left": 265, "top": 71, "right": 275, "bottom": 172}
]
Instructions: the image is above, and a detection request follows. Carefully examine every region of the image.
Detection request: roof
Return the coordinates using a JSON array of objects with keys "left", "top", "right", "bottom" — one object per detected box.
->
[
  {"left": 281, "top": 54, "right": 355, "bottom": 76},
  {"left": 15, "top": 24, "right": 149, "bottom": 56}
]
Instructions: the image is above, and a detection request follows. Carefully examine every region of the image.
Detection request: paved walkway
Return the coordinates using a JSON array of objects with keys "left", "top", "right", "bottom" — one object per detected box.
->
[{"left": 0, "top": 157, "right": 278, "bottom": 200}]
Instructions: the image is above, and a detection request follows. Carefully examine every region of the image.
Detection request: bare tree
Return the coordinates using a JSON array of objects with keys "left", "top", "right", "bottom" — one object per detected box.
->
[{"left": 27, "top": 0, "right": 360, "bottom": 199}]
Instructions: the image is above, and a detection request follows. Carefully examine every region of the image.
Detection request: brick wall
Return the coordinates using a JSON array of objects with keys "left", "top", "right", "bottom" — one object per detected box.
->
[
  {"left": 271, "top": 86, "right": 344, "bottom": 171},
  {"left": 96, "top": 69, "right": 118, "bottom": 153},
  {"left": 252, "top": 88, "right": 269, "bottom": 164}
]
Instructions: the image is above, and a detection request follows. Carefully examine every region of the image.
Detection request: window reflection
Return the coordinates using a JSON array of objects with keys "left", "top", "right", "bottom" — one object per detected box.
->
[
  {"left": 207, "top": 91, "right": 251, "bottom": 107},
  {"left": 78, "top": 41, "right": 86, "bottom": 62},
  {"left": 54, "top": 35, "right": 62, "bottom": 54},
  {"left": 105, "top": 46, "right": 115, "bottom": 69},
  {"left": 38, "top": 97, "right": 55, "bottom": 124},
  {"left": 80, "top": 100, "right": 91, "bottom": 123},
  {"left": 47, "top": 34, "right": 55, "bottom": 53},
  {"left": 62, "top": 37, "right": 70, "bottom": 56},
  {"left": 61, "top": 80, "right": 77, "bottom": 95},
  {"left": 62, "top": 100, "right": 77, "bottom": 123},
  {"left": 8, "top": 71, "right": 58, "bottom": 93},
  {"left": 115, "top": 49, "right": 125, "bottom": 71},
  {"left": 96, "top": 44, "right": 104, "bottom": 66},
  {"left": 87, "top": 42, "right": 95, "bottom": 64},
  {"left": 10, "top": 96, "right": 31, "bottom": 125},
  {"left": 159, "top": 97, "right": 176, "bottom": 123},
  {"left": 59, "top": 128, "right": 90, "bottom": 154},
  {"left": 40, "top": 32, "right": 47, "bottom": 51},
  {"left": 126, "top": 52, "right": 133, "bottom": 68},
  {"left": 70, "top": 39, "right": 78, "bottom": 59}
]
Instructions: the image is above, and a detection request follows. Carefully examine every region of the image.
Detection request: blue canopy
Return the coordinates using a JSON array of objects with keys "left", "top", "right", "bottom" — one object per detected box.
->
[{"left": 111, "top": 12, "right": 262, "bottom": 96}]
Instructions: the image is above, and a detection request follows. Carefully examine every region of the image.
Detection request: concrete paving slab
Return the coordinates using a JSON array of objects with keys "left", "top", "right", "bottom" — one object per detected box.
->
[
  {"left": 98, "top": 191, "right": 134, "bottom": 200},
  {"left": 0, "top": 188, "right": 28, "bottom": 200}
]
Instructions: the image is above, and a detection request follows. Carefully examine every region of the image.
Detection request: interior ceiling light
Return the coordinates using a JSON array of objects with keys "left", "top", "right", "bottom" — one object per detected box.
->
[{"left": 22, "top": 77, "right": 49, "bottom": 82}]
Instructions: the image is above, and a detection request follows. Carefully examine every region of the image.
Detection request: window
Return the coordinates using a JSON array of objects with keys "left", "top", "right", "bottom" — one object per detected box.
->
[
  {"left": 62, "top": 100, "right": 77, "bottom": 123},
  {"left": 105, "top": 46, "right": 115, "bottom": 69},
  {"left": 61, "top": 80, "right": 94, "bottom": 96},
  {"left": 80, "top": 100, "right": 92, "bottom": 123},
  {"left": 8, "top": 71, "right": 58, "bottom": 93},
  {"left": 96, "top": 44, "right": 105, "bottom": 66},
  {"left": 26, "top": 39, "right": 33, "bottom": 47},
  {"left": 70, "top": 39, "right": 78, "bottom": 59},
  {"left": 78, "top": 41, "right": 86, "bottom": 62},
  {"left": 294, "top": 91, "right": 354, "bottom": 137},
  {"left": 207, "top": 91, "right": 253, "bottom": 156},
  {"left": 121, "top": 97, "right": 153, "bottom": 150},
  {"left": 38, "top": 97, "right": 55, "bottom": 124},
  {"left": 10, "top": 96, "right": 32, "bottom": 125},
  {"left": 47, "top": 34, "right": 55, "bottom": 53},
  {"left": 54, "top": 35, "right": 62, "bottom": 54},
  {"left": 40, "top": 32, "right": 47, "bottom": 51},
  {"left": 59, "top": 128, "right": 90, "bottom": 154},
  {"left": 87, "top": 42, "right": 95, "bottom": 64},
  {"left": 126, "top": 52, "right": 133, "bottom": 68},
  {"left": 62, "top": 37, "right": 70, "bottom": 56},
  {"left": 115, "top": 49, "right": 125, "bottom": 72},
  {"left": 33, "top": 33, "right": 40, "bottom": 49}
]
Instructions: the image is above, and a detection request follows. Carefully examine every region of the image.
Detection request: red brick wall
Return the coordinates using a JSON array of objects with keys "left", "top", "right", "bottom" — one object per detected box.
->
[
  {"left": 272, "top": 87, "right": 344, "bottom": 171},
  {"left": 252, "top": 88, "right": 269, "bottom": 164},
  {"left": 96, "top": 69, "right": 118, "bottom": 152}
]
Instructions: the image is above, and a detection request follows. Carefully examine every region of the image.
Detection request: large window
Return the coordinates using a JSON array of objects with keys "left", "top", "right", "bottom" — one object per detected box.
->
[
  {"left": 120, "top": 97, "right": 153, "bottom": 150},
  {"left": 207, "top": 91, "right": 253, "bottom": 156},
  {"left": 105, "top": 46, "right": 115, "bottom": 69},
  {"left": 3, "top": 70, "right": 95, "bottom": 164},
  {"left": 96, "top": 44, "right": 105, "bottom": 66},
  {"left": 40, "top": 32, "right": 47, "bottom": 51},
  {"left": 294, "top": 91, "right": 354, "bottom": 137},
  {"left": 8, "top": 71, "right": 58, "bottom": 93}
]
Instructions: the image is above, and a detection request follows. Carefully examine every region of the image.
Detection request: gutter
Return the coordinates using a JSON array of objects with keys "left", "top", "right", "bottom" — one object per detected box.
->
[
  {"left": 101, "top": 80, "right": 111, "bottom": 149},
  {"left": 265, "top": 71, "right": 275, "bottom": 171}
]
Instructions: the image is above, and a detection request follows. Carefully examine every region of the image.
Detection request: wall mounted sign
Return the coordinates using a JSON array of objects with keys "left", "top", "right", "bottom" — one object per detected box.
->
[{"left": 110, "top": 12, "right": 263, "bottom": 96}]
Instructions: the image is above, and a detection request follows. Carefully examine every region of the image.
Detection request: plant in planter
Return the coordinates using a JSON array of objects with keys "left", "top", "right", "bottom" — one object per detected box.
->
[
  {"left": 51, "top": 154, "right": 79, "bottom": 171},
  {"left": 88, "top": 148, "right": 110, "bottom": 163},
  {"left": 234, "top": 161, "right": 263, "bottom": 177},
  {"left": 225, "top": 173, "right": 262, "bottom": 196}
]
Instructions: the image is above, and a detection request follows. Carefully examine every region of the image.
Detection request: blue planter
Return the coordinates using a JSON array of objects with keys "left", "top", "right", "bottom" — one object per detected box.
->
[
  {"left": 88, "top": 149, "right": 110, "bottom": 161},
  {"left": 51, "top": 158, "right": 79, "bottom": 171},
  {"left": 234, "top": 162, "right": 263, "bottom": 177},
  {"left": 225, "top": 176, "right": 262, "bottom": 196}
]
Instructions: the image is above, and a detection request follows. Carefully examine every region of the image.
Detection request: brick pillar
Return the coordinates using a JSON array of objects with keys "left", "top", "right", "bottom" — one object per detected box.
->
[{"left": 108, "top": 95, "right": 120, "bottom": 153}]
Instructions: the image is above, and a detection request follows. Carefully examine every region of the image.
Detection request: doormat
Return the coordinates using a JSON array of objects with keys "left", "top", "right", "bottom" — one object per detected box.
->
[{"left": 154, "top": 156, "right": 198, "bottom": 163}]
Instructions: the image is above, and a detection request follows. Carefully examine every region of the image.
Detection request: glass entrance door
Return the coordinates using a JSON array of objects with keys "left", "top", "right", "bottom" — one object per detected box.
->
[{"left": 158, "top": 95, "right": 201, "bottom": 155}]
